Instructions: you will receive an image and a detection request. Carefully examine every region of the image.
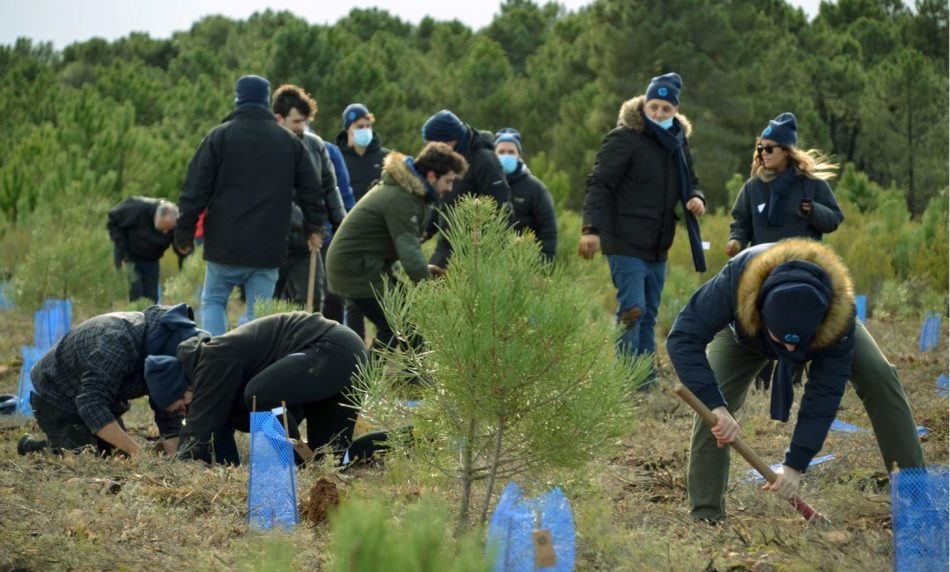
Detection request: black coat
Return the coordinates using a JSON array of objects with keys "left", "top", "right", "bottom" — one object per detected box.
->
[
  {"left": 335, "top": 129, "right": 390, "bottom": 202},
  {"left": 106, "top": 197, "right": 173, "bottom": 264},
  {"left": 582, "top": 96, "right": 703, "bottom": 261},
  {"left": 429, "top": 126, "right": 513, "bottom": 268},
  {"left": 175, "top": 312, "right": 338, "bottom": 463},
  {"left": 729, "top": 175, "right": 843, "bottom": 247},
  {"left": 175, "top": 106, "right": 327, "bottom": 268},
  {"left": 508, "top": 164, "right": 558, "bottom": 261}
]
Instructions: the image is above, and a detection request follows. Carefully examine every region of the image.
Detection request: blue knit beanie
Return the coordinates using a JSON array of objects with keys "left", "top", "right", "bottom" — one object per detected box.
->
[
  {"left": 645, "top": 73, "right": 682, "bottom": 106},
  {"left": 761, "top": 282, "right": 829, "bottom": 346},
  {"left": 234, "top": 75, "right": 271, "bottom": 109},
  {"left": 145, "top": 355, "right": 191, "bottom": 410},
  {"left": 422, "top": 110, "right": 465, "bottom": 142},
  {"left": 761, "top": 112, "right": 798, "bottom": 147},
  {"left": 342, "top": 103, "right": 370, "bottom": 130},
  {"left": 493, "top": 128, "right": 523, "bottom": 155}
]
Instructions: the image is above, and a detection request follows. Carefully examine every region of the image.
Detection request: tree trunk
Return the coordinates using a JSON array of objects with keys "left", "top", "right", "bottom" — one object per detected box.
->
[
  {"left": 457, "top": 416, "right": 477, "bottom": 530},
  {"left": 479, "top": 414, "right": 506, "bottom": 526}
]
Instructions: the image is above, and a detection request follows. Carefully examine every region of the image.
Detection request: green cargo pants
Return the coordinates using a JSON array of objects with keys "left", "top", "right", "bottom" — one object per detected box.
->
[{"left": 687, "top": 322, "right": 925, "bottom": 521}]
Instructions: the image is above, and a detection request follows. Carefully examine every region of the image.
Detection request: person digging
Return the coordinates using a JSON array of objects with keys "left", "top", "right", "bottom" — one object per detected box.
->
[{"left": 665, "top": 238, "right": 924, "bottom": 523}]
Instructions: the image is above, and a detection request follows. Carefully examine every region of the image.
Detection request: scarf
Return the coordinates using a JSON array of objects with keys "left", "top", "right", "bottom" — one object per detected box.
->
[
  {"left": 765, "top": 166, "right": 797, "bottom": 227},
  {"left": 644, "top": 114, "right": 706, "bottom": 272}
]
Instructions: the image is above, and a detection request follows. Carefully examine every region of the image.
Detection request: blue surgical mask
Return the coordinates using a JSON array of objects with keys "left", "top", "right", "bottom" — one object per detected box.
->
[
  {"left": 649, "top": 116, "right": 674, "bottom": 130},
  {"left": 497, "top": 154, "right": 519, "bottom": 175},
  {"left": 353, "top": 127, "right": 373, "bottom": 147}
]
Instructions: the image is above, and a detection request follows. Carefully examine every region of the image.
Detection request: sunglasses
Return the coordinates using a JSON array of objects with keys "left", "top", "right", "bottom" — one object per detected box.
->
[{"left": 756, "top": 144, "right": 784, "bottom": 155}]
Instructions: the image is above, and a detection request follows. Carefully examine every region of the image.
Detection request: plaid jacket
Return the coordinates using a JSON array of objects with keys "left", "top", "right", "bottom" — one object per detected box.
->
[{"left": 30, "top": 306, "right": 184, "bottom": 437}]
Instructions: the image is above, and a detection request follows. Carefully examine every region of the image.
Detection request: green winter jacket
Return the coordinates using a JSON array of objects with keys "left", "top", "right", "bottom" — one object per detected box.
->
[{"left": 326, "top": 151, "right": 434, "bottom": 299}]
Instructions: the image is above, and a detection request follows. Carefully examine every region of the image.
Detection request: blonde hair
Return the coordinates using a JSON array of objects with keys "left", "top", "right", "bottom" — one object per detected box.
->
[{"left": 751, "top": 138, "right": 839, "bottom": 181}]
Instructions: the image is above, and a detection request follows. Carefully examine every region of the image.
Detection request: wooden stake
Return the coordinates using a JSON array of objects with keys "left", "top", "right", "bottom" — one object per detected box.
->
[
  {"left": 306, "top": 249, "right": 318, "bottom": 312},
  {"left": 252, "top": 395, "right": 257, "bottom": 413},
  {"left": 281, "top": 400, "right": 290, "bottom": 439}
]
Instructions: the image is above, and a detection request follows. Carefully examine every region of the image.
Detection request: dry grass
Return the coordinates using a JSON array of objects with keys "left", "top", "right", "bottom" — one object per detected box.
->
[{"left": 0, "top": 306, "right": 946, "bottom": 571}]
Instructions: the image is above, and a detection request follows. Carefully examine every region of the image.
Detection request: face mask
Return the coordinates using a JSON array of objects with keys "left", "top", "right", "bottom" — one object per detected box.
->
[
  {"left": 497, "top": 154, "right": 519, "bottom": 175},
  {"left": 353, "top": 127, "right": 373, "bottom": 147},
  {"left": 649, "top": 116, "right": 674, "bottom": 130}
]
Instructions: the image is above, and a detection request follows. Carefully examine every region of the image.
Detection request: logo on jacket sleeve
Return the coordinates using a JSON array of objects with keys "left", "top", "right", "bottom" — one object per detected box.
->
[{"left": 410, "top": 215, "right": 418, "bottom": 224}]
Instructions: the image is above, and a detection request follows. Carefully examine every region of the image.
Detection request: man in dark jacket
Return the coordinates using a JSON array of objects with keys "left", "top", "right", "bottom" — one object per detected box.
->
[
  {"left": 421, "top": 109, "right": 512, "bottom": 270},
  {"left": 666, "top": 239, "right": 923, "bottom": 522},
  {"left": 579, "top": 73, "right": 706, "bottom": 385},
  {"left": 175, "top": 75, "right": 327, "bottom": 335},
  {"left": 16, "top": 304, "right": 202, "bottom": 457},
  {"left": 494, "top": 128, "right": 558, "bottom": 262},
  {"left": 272, "top": 84, "right": 349, "bottom": 313},
  {"left": 144, "top": 312, "right": 368, "bottom": 465},
  {"left": 107, "top": 197, "right": 178, "bottom": 302}
]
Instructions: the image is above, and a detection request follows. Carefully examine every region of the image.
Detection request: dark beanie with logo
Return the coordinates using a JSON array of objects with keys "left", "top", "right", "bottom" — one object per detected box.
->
[
  {"left": 645, "top": 73, "right": 682, "bottom": 106},
  {"left": 234, "top": 75, "right": 271, "bottom": 109},
  {"left": 761, "top": 112, "right": 798, "bottom": 147}
]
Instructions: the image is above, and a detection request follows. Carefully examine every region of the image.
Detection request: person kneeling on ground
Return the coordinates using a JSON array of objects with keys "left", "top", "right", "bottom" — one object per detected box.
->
[
  {"left": 145, "top": 312, "right": 369, "bottom": 466},
  {"left": 666, "top": 238, "right": 924, "bottom": 523},
  {"left": 17, "top": 304, "right": 203, "bottom": 457}
]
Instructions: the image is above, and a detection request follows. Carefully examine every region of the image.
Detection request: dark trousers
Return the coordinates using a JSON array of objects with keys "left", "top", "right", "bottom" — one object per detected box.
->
[
  {"left": 344, "top": 299, "right": 365, "bottom": 340},
  {"left": 31, "top": 391, "right": 129, "bottom": 455},
  {"left": 130, "top": 260, "right": 160, "bottom": 302},
  {"left": 242, "top": 325, "right": 368, "bottom": 451},
  {"left": 351, "top": 296, "right": 396, "bottom": 349},
  {"left": 275, "top": 252, "right": 312, "bottom": 309}
]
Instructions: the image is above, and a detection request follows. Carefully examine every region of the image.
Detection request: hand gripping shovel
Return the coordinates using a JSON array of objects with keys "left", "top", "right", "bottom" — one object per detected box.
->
[{"left": 674, "top": 383, "right": 828, "bottom": 523}]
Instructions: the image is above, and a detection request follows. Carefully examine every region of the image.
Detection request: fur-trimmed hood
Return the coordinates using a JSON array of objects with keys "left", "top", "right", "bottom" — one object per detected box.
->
[
  {"left": 381, "top": 151, "right": 427, "bottom": 198},
  {"left": 736, "top": 239, "right": 854, "bottom": 350},
  {"left": 618, "top": 95, "right": 693, "bottom": 137}
]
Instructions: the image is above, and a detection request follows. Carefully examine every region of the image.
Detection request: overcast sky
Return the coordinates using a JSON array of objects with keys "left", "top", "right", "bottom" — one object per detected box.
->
[{"left": 0, "top": 0, "right": 824, "bottom": 49}]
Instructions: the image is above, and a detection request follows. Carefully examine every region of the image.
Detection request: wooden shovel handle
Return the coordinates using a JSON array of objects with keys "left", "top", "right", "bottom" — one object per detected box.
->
[
  {"left": 306, "top": 249, "right": 318, "bottom": 312},
  {"left": 673, "top": 384, "right": 826, "bottom": 523}
]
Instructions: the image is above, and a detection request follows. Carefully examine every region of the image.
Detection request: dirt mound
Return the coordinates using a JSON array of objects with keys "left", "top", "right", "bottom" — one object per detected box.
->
[{"left": 303, "top": 478, "right": 339, "bottom": 525}]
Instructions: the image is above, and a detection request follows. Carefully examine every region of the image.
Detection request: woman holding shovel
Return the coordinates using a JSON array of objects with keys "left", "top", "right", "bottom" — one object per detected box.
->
[{"left": 666, "top": 239, "right": 923, "bottom": 522}]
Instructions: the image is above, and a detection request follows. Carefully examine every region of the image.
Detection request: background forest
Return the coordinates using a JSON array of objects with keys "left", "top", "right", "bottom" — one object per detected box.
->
[{"left": 0, "top": 0, "right": 947, "bottom": 313}]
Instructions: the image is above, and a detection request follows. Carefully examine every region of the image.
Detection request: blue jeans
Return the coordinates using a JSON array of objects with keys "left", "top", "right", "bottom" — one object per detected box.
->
[
  {"left": 201, "top": 261, "right": 278, "bottom": 335},
  {"left": 607, "top": 255, "right": 667, "bottom": 359}
]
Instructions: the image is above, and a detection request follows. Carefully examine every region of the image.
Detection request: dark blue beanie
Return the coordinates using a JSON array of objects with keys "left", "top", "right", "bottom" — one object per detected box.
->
[
  {"left": 494, "top": 128, "right": 523, "bottom": 154},
  {"left": 342, "top": 103, "right": 370, "bottom": 130},
  {"left": 234, "top": 75, "right": 271, "bottom": 109},
  {"left": 761, "top": 282, "right": 830, "bottom": 346},
  {"left": 422, "top": 109, "right": 465, "bottom": 143},
  {"left": 145, "top": 303, "right": 207, "bottom": 357},
  {"left": 761, "top": 112, "right": 798, "bottom": 147},
  {"left": 145, "top": 355, "right": 190, "bottom": 411},
  {"left": 645, "top": 73, "right": 682, "bottom": 106}
]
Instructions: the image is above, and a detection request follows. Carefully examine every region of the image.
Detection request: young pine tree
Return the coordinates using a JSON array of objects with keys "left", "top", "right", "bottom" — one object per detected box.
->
[{"left": 352, "top": 196, "right": 643, "bottom": 528}]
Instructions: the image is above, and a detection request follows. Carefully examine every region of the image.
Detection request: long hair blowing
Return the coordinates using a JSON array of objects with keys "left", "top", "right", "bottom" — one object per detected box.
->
[{"left": 751, "top": 139, "right": 839, "bottom": 181}]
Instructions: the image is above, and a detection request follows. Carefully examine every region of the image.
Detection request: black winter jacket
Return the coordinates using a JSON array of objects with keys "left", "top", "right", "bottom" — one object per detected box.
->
[
  {"left": 729, "top": 175, "right": 843, "bottom": 248},
  {"left": 429, "top": 126, "right": 513, "bottom": 268},
  {"left": 335, "top": 129, "right": 390, "bottom": 202},
  {"left": 175, "top": 106, "right": 327, "bottom": 268},
  {"left": 106, "top": 197, "right": 173, "bottom": 264},
  {"left": 508, "top": 164, "right": 558, "bottom": 262},
  {"left": 666, "top": 240, "right": 856, "bottom": 471},
  {"left": 582, "top": 96, "right": 703, "bottom": 261},
  {"left": 175, "top": 312, "right": 338, "bottom": 463}
]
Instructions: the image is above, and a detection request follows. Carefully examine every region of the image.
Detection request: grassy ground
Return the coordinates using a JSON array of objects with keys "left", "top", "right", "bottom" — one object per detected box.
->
[{"left": 0, "top": 298, "right": 946, "bottom": 570}]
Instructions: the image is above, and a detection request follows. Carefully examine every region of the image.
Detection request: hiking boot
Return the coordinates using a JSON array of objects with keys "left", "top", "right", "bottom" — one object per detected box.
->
[{"left": 16, "top": 434, "right": 48, "bottom": 455}]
